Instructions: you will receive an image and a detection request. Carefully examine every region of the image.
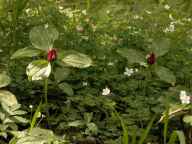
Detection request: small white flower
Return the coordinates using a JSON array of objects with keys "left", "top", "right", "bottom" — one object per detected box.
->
[
  {"left": 76, "top": 25, "right": 84, "bottom": 32},
  {"left": 102, "top": 87, "right": 111, "bottom": 96},
  {"left": 82, "top": 81, "right": 88, "bottom": 86},
  {"left": 82, "top": 10, "right": 87, "bottom": 15},
  {"left": 45, "top": 24, "right": 49, "bottom": 29},
  {"left": 106, "top": 10, "right": 110, "bottom": 14},
  {"left": 145, "top": 10, "right": 152, "bottom": 14},
  {"left": 169, "top": 14, "right": 174, "bottom": 20},
  {"left": 41, "top": 114, "right": 46, "bottom": 118},
  {"left": 124, "top": 67, "right": 134, "bottom": 77},
  {"left": 163, "top": 24, "right": 175, "bottom": 33},
  {"left": 108, "top": 62, "right": 114, "bottom": 66},
  {"left": 164, "top": 4, "right": 170, "bottom": 10},
  {"left": 135, "top": 68, "right": 138, "bottom": 72},
  {"left": 29, "top": 105, "right": 33, "bottom": 109},
  {"left": 180, "top": 90, "right": 190, "bottom": 104}
]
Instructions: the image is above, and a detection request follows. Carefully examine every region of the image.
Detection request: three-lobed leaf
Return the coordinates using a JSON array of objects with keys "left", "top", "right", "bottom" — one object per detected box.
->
[{"left": 30, "top": 25, "right": 59, "bottom": 51}]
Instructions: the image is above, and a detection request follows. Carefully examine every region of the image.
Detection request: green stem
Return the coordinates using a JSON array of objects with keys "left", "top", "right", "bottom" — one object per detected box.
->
[{"left": 44, "top": 78, "right": 48, "bottom": 105}]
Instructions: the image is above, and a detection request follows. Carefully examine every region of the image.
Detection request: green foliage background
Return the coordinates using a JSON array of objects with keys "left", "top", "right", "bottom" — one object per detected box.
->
[{"left": 1, "top": 0, "right": 192, "bottom": 143}]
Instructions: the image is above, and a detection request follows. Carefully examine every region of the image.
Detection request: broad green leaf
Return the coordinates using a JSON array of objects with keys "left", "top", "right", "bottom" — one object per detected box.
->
[
  {"left": 12, "top": 116, "right": 28, "bottom": 124},
  {"left": 85, "top": 123, "right": 98, "bottom": 135},
  {"left": 68, "top": 120, "right": 84, "bottom": 127},
  {"left": 155, "top": 66, "right": 176, "bottom": 85},
  {"left": 0, "top": 90, "right": 18, "bottom": 107},
  {"left": 117, "top": 48, "right": 145, "bottom": 64},
  {"left": 11, "top": 48, "right": 42, "bottom": 59},
  {"left": 54, "top": 67, "right": 71, "bottom": 82},
  {"left": 0, "top": 72, "right": 11, "bottom": 88},
  {"left": 168, "top": 130, "right": 186, "bottom": 144},
  {"left": 30, "top": 25, "right": 59, "bottom": 51},
  {"left": 62, "top": 53, "right": 92, "bottom": 68},
  {"left": 59, "top": 82, "right": 74, "bottom": 96},
  {"left": 26, "top": 60, "right": 51, "bottom": 81},
  {"left": 183, "top": 115, "right": 192, "bottom": 125},
  {"left": 150, "top": 38, "right": 170, "bottom": 57}
]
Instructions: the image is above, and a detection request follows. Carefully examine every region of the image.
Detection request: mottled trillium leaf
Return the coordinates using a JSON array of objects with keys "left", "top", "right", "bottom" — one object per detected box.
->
[
  {"left": 150, "top": 38, "right": 170, "bottom": 57},
  {"left": 11, "top": 47, "right": 42, "bottom": 59},
  {"left": 26, "top": 60, "right": 51, "bottom": 81},
  {"left": 30, "top": 25, "right": 59, "bottom": 51},
  {"left": 0, "top": 72, "right": 11, "bottom": 88},
  {"left": 0, "top": 90, "right": 18, "bottom": 106},
  {"left": 155, "top": 66, "right": 176, "bottom": 85},
  {"left": 59, "top": 82, "right": 74, "bottom": 96},
  {"left": 62, "top": 53, "right": 92, "bottom": 68},
  {"left": 117, "top": 48, "right": 145, "bottom": 64}
]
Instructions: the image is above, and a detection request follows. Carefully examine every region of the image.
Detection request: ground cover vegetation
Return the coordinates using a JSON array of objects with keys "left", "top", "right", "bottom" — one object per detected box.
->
[{"left": 1, "top": 0, "right": 192, "bottom": 143}]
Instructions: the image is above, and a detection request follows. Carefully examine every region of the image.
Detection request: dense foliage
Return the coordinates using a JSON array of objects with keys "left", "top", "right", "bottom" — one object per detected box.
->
[{"left": 1, "top": 0, "right": 192, "bottom": 143}]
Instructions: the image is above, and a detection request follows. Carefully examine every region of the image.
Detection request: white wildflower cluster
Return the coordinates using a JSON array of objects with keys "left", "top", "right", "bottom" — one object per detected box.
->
[
  {"left": 180, "top": 90, "right": 191, "bottom": 104},
  {"left": 163, "top": 23, "right": 175, "bottom": 33},
  {"left": 124, "top": 67, "right": 138, "bottom": 77},
  {"left": 102, "top": 87, "right": 111, "bottom": 96},
  {"left": 133, "top": 15, "right": 143, "bottom": 20},
  {"left": 82, "top": 81, "right": 88, "bottom": 86},
  {"left": 164, "top": 4, "right": 170, "bottom": 10}
]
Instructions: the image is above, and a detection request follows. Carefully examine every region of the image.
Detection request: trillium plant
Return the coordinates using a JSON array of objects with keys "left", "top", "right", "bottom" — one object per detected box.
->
[{"left": 11, "top": 24, "right": 92, "bottom": 105}]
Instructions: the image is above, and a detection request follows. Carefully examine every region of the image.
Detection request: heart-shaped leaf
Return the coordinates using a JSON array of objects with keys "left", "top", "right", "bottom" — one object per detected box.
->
[
  {"left": 30, "top": 25, "right": 59, "bottom": 51},
  {"left": 117, "top": 48, "right": 145, "bottom": 64},
  {"left": 59, "top": 82, "right": 74, "bottom": 96},
  {"left": 0, "top": 90, "right": 18, "bottom": 107},
  {"left": 11, "top": 47, "right": 42, "bottom": 59},
  {"left": 26, "top": 60, "right": 51, "bottom": 81},
  {"left": 0, "top": 72, "right": 11, "bottom": 88},
  {"left": 62, "top": 53, "right": 92, "bottom": 68},
  {"left": 150, "top": 38, "right": 170, "bottom": 57},
  {"left": 155, "top": 66, "right": 176, "bottom": 85}
]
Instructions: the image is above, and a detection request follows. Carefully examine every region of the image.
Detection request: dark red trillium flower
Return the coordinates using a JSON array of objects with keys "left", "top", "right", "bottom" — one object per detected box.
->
[
  {"left": 147, "top": 52, "right": 156, "bottom": 65},
  {"left": 47, "top": 48, "right": 57, "bottom": 62}
]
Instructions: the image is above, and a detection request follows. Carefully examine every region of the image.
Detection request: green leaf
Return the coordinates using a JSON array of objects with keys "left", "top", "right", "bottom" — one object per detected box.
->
[
  {"left": 0, "top": 72, "right": 11, "bottom": 88},
  {"left": 168, "top": 130, "right": 186, "bottom": 144},
  {"left": 155, "top": 66, "right": 176, "bottom": 85},
  {"left": 117, "top": 48, "right": 145, "bottom": 64},
  {"left": 183, "top": 115, "right": 192, "bottom": 125},
  {"left": 0, "top": 90, "right": 18, "bottom": 107},
  {"left": 11, "top": 47, "right": 42, "bottom": 59},
  {"left": 30, "top": 25, "right": 59, "bottom": 51},
  {"left": 62, "top": 53, "right": 92, "bottom": 68},
  {"left": 68, "top": 120, "right": 85, "bottom": 127},
  {"left": 59, "top": 82, "right": 74, "bottom": 96},
  {"left": 54, "top": 67, "right": 71, "bottom": 82},
  {"left": 26, "top": 60, "right": 51, "bottom": 81},
  {"left": 150, "top": 38, "right": 170, "bottom": 57}
]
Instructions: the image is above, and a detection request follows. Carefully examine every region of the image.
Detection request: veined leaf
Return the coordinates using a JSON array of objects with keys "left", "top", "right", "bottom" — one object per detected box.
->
[
  {"left": 62, "top": 53, "right": 92, "bottom": 68},
  {"left": 117, "top": 48, "right": 145, "bottom": 64},
  {"left": 11, "top": 47, "right": 42, "bottom": 59},
  {"left": 0, "top": 72, "right": 11, "bottom": 88},
  {"left": 26, "top": 60, "right": 51, "bottom": 81},
  {"left": 30, "top": 25, "right": 59, "bottom": 51},
  {"left": 0, "top": 90, "right": 18, "bottom": 107},
  {"left": 155, "top": 66, "right": 176, "bottom": 85}
]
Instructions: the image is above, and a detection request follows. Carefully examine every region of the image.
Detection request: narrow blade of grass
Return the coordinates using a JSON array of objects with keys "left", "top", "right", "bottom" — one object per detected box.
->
[
  {"left": 138, "top": 115, "right": 156, "bottom": 144},
  {"left": 168, "top": 130, "right": 186, "bottom": 144}
]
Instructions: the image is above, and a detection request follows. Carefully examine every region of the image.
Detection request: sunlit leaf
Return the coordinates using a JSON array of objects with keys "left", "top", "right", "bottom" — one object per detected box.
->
[
  {"left": 30, "top": 25, "right": 59, "bottom": 51},
  {"left": 183, "top": 115, "right": 192, "bottom": 125},
  {"left": 0, "top": 72, "right": 11, "bottom": 88},
  {"left": 117, "top": 48, "right": 145, "bottom": 64},
  {"left": 0, "top": 90, "right": 18, "bottom": 107},
  {"left": 62, "top": 53, "right": 92, "bottom": 68},
  {"left": 59, "top": 82, "right": 74, "bottom": 96},
  {"left": 26, "top": 60, "right": 51, "bottom": 81},
  {"left": 11, "top": 47, "right": 42, "bottom": 59},
  {"left": 155, "top": 66, "right": 176, "bottom": 85}
]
